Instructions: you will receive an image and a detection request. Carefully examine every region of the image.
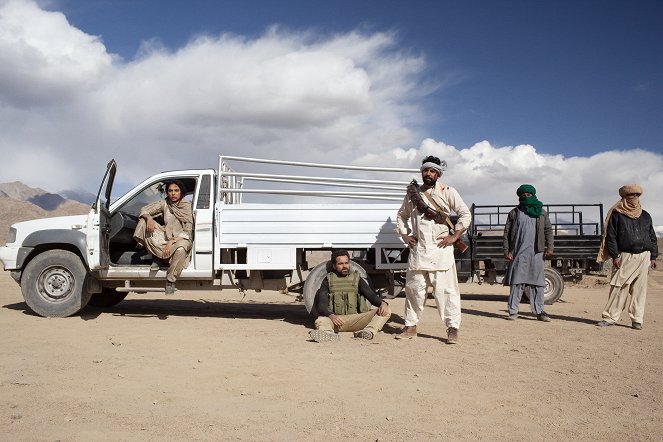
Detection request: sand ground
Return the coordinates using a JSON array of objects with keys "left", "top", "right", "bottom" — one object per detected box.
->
[{"left": 1, "top": 264, "right": 662, "bottom": 441}]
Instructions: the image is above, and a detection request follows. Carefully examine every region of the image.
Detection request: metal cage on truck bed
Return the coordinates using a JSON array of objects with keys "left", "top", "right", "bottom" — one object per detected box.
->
[
  {"left": 469, "top": 203, "right": 605, "bottom": 283},
  {"left": 214, "top": 156, "right": 418, "bottom": 307}
]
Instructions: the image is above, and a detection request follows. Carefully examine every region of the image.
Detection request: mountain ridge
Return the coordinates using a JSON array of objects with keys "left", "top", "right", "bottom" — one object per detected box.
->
[{"left": 0, "top": 181, "right": 90, "bottom": 245}]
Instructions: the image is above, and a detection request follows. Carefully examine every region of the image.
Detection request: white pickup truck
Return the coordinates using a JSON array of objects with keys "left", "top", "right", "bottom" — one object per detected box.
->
[{"left": 0, "top": 156, "right": 417, "bottom": 317}]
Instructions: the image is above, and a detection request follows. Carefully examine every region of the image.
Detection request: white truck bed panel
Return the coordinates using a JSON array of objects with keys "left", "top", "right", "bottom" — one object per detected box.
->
[{"left": 217, "top": 203, "right": 403, "bottom": 248}]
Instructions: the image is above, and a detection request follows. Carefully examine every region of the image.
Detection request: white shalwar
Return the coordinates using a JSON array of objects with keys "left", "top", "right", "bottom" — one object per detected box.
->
[{"left": 397, "top": 182, "right": 472, "bottom": 328}]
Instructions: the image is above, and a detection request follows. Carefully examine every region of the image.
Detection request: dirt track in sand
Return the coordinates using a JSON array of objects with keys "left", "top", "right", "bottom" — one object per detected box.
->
[{"left": 1, "top": 264, "right": 662, "bottom": 441}]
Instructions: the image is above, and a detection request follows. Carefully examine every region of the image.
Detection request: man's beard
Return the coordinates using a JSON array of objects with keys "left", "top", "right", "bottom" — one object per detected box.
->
[
  {"left": 338, "top": 268, "right": 350, "bottom": 276},
  {"left": 422, "top": 176, "right": 436, "bottom": 186}
]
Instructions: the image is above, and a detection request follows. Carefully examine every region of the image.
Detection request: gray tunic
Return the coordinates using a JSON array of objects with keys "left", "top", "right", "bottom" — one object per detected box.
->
[{"left": 504, "top": 210, "right": 545, "bottom": 286}]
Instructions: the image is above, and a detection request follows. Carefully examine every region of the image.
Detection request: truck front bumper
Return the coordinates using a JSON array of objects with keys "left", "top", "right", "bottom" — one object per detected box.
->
[{"left": 0, "top": 245, "right": 32, "bottom": 271}]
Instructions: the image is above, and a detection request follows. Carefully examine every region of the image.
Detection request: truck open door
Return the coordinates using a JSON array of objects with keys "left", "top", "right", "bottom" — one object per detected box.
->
[{"left": 86, "top": 160, "right": 116, "bottom": 270}]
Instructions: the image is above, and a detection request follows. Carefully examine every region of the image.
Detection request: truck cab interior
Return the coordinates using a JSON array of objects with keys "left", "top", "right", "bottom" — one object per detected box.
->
[{"left": 107, "top": 177, "right": 198, "bottom": 266}]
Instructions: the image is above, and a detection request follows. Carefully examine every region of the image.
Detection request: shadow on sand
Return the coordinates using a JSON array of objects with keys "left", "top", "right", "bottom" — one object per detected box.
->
[{"left": 3, "top": 298, "right": 312, "bottom": 327}]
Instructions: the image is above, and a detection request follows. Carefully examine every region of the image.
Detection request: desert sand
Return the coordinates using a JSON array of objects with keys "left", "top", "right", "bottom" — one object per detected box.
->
[{"left": 1, "top": 263, "right": 662, "bottom": 441}]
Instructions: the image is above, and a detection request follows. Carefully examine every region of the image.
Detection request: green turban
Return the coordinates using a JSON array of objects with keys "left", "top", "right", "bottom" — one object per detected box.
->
[{"left": 516, "top": 184, "right": 537, "bottom": 196}]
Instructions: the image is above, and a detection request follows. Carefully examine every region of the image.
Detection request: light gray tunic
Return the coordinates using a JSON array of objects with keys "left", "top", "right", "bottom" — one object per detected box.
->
[{"left": 504, "top": 210, "right": 544, "bottom": 286}]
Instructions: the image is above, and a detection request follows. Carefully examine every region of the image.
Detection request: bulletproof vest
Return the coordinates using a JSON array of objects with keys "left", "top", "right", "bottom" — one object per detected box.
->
[{"left": 327, "top": 271, "right": 369, "bottom": 315}]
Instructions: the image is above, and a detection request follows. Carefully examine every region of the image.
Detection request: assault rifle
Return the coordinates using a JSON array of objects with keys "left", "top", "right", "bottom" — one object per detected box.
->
[{"left": 406, "top": 180, "right": 469, "bottom": 254}]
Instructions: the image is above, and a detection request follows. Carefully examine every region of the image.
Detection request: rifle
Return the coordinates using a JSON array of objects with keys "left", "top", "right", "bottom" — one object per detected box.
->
[{"left": 406, "top": 180, "right": 469, "bottom": 254}]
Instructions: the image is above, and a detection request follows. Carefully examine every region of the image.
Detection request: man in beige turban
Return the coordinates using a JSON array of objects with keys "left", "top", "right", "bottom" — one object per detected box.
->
[{"left": 596, "top": 184, "right": 658, "bottom": 329}]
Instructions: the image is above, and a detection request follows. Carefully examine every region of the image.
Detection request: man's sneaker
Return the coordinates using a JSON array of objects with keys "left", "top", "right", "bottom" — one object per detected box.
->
[
  {"left": 506, "top": 314, "right": 518, "bottom": 321},
  {"left": 309, "top": 330, "right": 340, "bottom": 343},
  {"left": 165, "top": 282, "right": 176, "bottom": 295},
  {"left": 537, "top": 312, "right": 552, "bottom": 322},
  {"left": 446, "top": 327, "right": 459, "bottom": 344},
  {"left": 353, "top": 329, "right": 374, "bottom": 340},
  {"left": 395, "top": 325, "right": 417, "bottom": 340},
  {"left": 632, "top": 322, "right": 643, "bottom": 330},
  {"left": 596, "top": 320, "right": 614, "bottom": 327}
]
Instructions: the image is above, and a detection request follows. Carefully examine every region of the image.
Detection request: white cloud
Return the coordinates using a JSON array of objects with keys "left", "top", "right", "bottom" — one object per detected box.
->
[
  {"left": 0, "top": 1, "right": 427, "bottom": 189},
  {"left": 0, "top": 1, "right": 662, "bottom": 237},
  {"left": 0, "top": 0, "right": 114, "bottom": 106},
  {"left": 370, "top": 140, "right": 663, "bottom": 236}
]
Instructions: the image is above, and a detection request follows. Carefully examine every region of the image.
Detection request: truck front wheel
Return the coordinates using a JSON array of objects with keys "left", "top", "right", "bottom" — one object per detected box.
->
[
  {"left": 543, "top": 267, "right": 564, "bottom": 305},
  {"left": 21, "top": 250, "right": 92, "bottom": 317}
]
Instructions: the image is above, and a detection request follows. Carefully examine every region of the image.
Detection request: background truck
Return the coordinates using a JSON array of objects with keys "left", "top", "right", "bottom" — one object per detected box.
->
[
  {"left": 459, "top": 203, "right": 604, "bottom": 304},
  {"left": 0, "top": 156, "right": 604, "bottom": 318}
]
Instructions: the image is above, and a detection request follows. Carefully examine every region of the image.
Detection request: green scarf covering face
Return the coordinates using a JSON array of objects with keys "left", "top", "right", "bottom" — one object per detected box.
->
[
  {"left": 519, "top": 195, "right": 543, "bottom": 217},
  {"left": 516, "top": 184, "right": 543, "bottom": 217}
]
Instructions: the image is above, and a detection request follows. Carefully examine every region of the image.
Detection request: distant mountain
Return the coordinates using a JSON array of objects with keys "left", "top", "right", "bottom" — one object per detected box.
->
[
  {"left": 0, "top": 182, "right": 90, "bottom": 245},
  {"left": 0, "top": 181, "right": 48, "bottom": 202}
]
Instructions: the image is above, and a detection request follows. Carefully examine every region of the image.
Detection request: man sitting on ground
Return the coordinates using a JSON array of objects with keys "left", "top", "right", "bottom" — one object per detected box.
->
[{"left": 309, "top": 250, "right": 391, "bottom": 342}]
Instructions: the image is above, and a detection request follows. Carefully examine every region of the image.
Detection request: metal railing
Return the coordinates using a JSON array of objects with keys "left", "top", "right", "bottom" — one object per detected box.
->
[
  {"left": 217, "top": 155, "right": 419, "bottom": 204},
  {"left": 471, "top": 203, "right": 604, "bottom": 236}
]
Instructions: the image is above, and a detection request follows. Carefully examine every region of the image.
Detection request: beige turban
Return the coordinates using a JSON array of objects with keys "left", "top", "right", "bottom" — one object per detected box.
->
[{"left": 618, "top": 184, "right": 643, "bottom": 197}]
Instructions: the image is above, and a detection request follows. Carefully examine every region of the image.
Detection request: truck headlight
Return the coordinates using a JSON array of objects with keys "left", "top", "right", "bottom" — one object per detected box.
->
[{"left": 5, "top": 227, "right": 16, "bottom": 244}]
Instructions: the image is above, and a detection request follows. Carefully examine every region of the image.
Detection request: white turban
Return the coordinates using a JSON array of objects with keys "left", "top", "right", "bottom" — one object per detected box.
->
[{"left": 420, "top": 160, "right": 447, "bottom": 175}]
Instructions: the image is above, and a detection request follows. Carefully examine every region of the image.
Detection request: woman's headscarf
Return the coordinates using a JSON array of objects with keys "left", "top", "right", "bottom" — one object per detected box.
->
[{"left": 164, "top": 181, "right": 193, "bottom": 239}]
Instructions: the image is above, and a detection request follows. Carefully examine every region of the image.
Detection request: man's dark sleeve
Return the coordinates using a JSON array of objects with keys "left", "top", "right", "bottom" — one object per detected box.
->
[
  {"left": 358, "top": 278, "right": 384, "bottom": 308},
  {"left": 606, "top": 212, "right": 620, "bottom": 259},
  {"left": 503, "top": 209, "right": 514, "bottom": 255},
  {"left": 648, "top": 215, "right": 659, "bottom": 260},
  {"left": 543, "top": 211, "right": 554, "bottom": 252},
  {"left": 316, "top": 277, "right": 332, "bottom": 317}
]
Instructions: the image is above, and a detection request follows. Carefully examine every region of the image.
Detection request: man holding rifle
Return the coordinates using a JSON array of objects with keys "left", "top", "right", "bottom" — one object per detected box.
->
[{"left": 396, "top": 155, "right": 472, "bottom": 344}]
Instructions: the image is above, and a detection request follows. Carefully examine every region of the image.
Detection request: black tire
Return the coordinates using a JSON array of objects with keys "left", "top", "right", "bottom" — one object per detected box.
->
[
  {"left": 87, "top": 289, "right": 128, "bottom": 308},
  {"left": 21, "top": 250, "right": 92, "bottom": 317},
  {"left": 303, "top": 260, "right": 369, "bottom": 316},
  {"left": 543, "top": 267, "right": 564, "bottom": 305}
]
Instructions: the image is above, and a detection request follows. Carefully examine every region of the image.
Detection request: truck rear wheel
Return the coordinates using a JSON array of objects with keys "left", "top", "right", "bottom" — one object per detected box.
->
[
  {"left": 21, "top": 250, "right": 92, "bottom": 317},
  {"left": 88, "top": 289, "right": 128, "bottom": 308},
  {"left": 543, "top": 268, "right": 564, "bottom": 305},
  {"left": 303, "top": 260, "right": 369, "bottom": 316}
]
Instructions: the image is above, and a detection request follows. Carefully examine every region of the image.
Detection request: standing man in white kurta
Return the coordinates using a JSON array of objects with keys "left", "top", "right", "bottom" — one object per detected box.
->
[{"left": 395, "top": 156, "right": 472, "bottom": 344}]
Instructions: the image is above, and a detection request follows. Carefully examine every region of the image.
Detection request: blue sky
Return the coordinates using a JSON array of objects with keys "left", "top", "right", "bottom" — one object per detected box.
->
[
  {"left": 57, "top": 0, "right": 663, "bottom": 156},
  {"left": 0, "top": 0, "right": 662, "bottom": 232}
]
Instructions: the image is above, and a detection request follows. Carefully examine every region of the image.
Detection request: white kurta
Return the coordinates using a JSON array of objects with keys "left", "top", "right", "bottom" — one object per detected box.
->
[
  {"left": 396, "top": 182, "right": 472, "bottom": 329},
  {"left": 396, "top": 183, "right": 471, "bottom": 271}
]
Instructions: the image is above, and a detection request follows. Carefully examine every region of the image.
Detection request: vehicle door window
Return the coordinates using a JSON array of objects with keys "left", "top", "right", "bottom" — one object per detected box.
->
[
  {"left": 117, "top": 182, "right": 165, "bottom": 217},
  {"left": 115, "top": 177, "right": 198, "bottom": 217}
]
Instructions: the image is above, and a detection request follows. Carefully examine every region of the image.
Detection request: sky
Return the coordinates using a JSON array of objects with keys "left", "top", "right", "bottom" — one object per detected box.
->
[{"left": 0, "top": 0, "right": 662, "bottom": 233}]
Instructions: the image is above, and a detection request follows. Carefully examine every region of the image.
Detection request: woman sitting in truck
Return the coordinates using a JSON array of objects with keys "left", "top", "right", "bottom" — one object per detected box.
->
[{"left": 133, "top": 180, "right": 193, "bottom": 295}]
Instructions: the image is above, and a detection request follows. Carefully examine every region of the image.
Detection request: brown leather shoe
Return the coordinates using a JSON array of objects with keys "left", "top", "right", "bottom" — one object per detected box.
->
[
  {"left": 446, "top": 327, "right": 458, "bottom": 344},
  {"left": 395, "top": 325, "right": 417, "bottom": 339}
]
